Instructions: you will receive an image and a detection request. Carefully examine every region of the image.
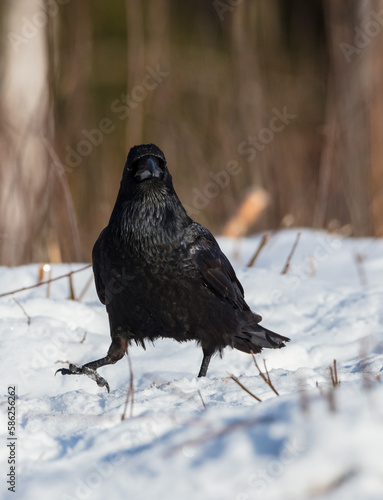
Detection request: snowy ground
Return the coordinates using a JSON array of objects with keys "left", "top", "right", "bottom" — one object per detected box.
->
[{"left": 0, "top": 229, "right": 383, "bottom": 500}]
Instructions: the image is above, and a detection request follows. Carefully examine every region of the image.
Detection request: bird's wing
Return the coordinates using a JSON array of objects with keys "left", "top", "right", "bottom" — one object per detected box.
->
[
  {"left": 188, "top": 224, "right": 259, "bottom": 315},
  {"left": 92, "top": 230, "right": 107, "bottom": 305}
]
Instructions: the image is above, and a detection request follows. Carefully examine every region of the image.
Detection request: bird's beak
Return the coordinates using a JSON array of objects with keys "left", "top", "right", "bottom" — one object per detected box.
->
[{"left": 134, "top": 156, "right": 164, "bottom": 181}]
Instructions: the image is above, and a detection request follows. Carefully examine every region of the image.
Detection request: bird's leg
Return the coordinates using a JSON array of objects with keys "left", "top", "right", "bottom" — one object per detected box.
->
[
  {"left": 198, "top": 348, "right": 213, "bottom": 377},
  {"left": 55, "top": 336, "right": 127, "bottom": 392}
]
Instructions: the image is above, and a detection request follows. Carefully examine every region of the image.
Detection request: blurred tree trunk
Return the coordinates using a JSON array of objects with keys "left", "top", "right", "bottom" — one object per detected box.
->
[
  {"left": 2, "top": 0, "right": 383, "bottom": 265},
  {"left": 369, "top": 0, "right": 383, "bottom": 236},
  {"left": 0, "top": 0, "right": 50, "bottom": 265}
]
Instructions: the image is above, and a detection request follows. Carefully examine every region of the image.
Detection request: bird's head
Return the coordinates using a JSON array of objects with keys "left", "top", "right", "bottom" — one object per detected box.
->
[
  {"left": 111, "top": 143, "right": 190, "bottom": 232},
  {"left": 120, "top": 144, "right": 173, "bottom": 196}
]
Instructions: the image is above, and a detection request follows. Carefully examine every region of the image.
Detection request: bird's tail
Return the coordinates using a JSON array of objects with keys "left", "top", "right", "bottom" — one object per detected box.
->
[{"left": 234, "top": 323, "right": 290, "bottom": 354}]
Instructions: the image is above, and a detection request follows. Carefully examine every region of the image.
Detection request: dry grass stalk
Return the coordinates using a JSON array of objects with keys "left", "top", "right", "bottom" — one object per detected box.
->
[
  {"left": 227, "top": 374, "right": 262, "bottom": 402},
  {"left": 68, "top": 274, "right": 76, "bottom": 300},
  {"left": 281, "top": 232, "right": 301, "bottom": 275},
  {"left": 38, "top": 264, "right": 45, "bottom": 283},
  {"left": 247, "top": 233, "right": 269, "bottom": 268},
  {"left": 13, "top": 297, "right": 31, "bottom": 325},
  {"left": 79, "top": 331, "right": 87, "bottom": 344},
  {"left": 0, "top": 264, "right": 92, "bottom": 299},
  {"left": 251, "top": 353, "right": 280, "bottom": 396},
  {"left": 38, "top": 263, "right": 52, "bottom": 297},
  {"left": 329, "top": 359, "right": 340, "bottom": 388},
  {"left": 45, "top": 265, "right": 52, "bottom": 299},
  {"left": 308, "top": 468, "right": 357, "bottom": 497}
]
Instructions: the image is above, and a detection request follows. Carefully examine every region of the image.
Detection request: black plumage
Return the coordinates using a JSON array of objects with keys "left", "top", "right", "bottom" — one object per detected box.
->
[{"left": 57, "top": 144, "right": 290, "bottom": 391}]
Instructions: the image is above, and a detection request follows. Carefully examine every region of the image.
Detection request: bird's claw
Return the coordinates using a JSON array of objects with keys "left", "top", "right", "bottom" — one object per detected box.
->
[
  {"left": 55, "top": 364, "right": 110, "bottom": 393},
  {"left": 55, "top": 363, "right": 82, "bottom": 376}
]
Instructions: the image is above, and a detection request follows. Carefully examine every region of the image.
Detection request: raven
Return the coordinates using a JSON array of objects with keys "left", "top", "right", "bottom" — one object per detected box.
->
[{"left": 57, "top": 144, "right": 289, "bottom": 391}]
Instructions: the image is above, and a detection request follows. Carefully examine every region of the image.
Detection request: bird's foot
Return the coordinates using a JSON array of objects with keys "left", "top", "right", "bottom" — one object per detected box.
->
[{"left": 55, "top": 364, "right": 110, "bottom": 393}]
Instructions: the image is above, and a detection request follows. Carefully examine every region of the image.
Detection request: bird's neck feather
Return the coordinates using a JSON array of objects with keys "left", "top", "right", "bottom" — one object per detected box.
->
[{"left": 109, "top": 185, "right": 190, "bottom": 250}]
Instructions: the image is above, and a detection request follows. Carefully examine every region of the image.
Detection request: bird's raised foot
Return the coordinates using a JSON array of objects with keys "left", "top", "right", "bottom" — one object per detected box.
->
[{"left": 55, "top": 363, "right": 110, "bottom": 392}]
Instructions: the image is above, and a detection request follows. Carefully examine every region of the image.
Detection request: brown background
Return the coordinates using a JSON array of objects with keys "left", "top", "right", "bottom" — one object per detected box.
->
[{"left": 1, "top": 0, "right": 382, "bottom": 265}]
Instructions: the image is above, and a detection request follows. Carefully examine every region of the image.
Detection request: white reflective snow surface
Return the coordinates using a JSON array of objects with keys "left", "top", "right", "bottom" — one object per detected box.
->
[{"left": 0, "top": 230, "right": 382, "bottom": 500}]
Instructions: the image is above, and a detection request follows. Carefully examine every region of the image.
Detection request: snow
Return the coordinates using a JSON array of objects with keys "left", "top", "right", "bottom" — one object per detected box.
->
[{"left": 0, "top": 229, "right": 383, "bottom": 500}]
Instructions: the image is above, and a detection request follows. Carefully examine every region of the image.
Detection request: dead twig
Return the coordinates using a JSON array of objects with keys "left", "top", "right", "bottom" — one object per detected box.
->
[
  {"left": 68, "top": 274, "right": 76, "bottom": 300},
  {"left": 251, "top": 353, "right": 279, "bottom": 396},
  {"left": 13, "top": 298, "right": 31, "bottom": 325},
  {"left": 226, "top": 374, "right": 262, "bottom": 402},
  {"left": 79, "top": 331, "right": 87, "bottom": 344},
  {"left": 0, "top": 264, "right": 92, "bottom": 299},
  {"left": 281, "top": 232, "right": 301, "bottom": 275},
  {"left": 247, "top": 233, "right": 269, "bottom": 268},
  {"left": 317, "top": 361, "right": 339, "bottom": 412},
  {"left": 308, "top": 468, "right": 357, "bottom": 497}
]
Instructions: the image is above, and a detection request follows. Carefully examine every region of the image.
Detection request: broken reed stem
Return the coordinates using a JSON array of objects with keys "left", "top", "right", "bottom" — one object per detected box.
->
[
  {"left": 228, "top": 374, "right": 262, "bottom": 402},
  {"left": 281, "top": 232, "right": 301, "bottom": 275},
  {"left": 13, "top": 298, "right": 31, "bottom": 325},
  {"left": 68, "top": 274, "right": 76, "bottom": 300},
  {"left": 121, "top": 353, "right": 135, "bottom": 420},
  {"left": 0, "top": 264, "right": 92, "bottom": 298},
  {"left": 247, "top": 233, "right": 269, "bottom": 267},
  {"left": 329, "top": 359, "right": 340, "bottom": 387},
  {"left": 38, "top": 264, "right": 45, "bottom": 283},
  {"left": 251, "top": 352, "right": 279, "bottom": 396},
  {"left": 38, "top": 263, "right": 53, "bottom": 298}
]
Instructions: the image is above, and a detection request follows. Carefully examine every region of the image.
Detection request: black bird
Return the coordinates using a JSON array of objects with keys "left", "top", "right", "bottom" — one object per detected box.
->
[{"left": 57, "top": 144, "right": 289, "bottom": 391}]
